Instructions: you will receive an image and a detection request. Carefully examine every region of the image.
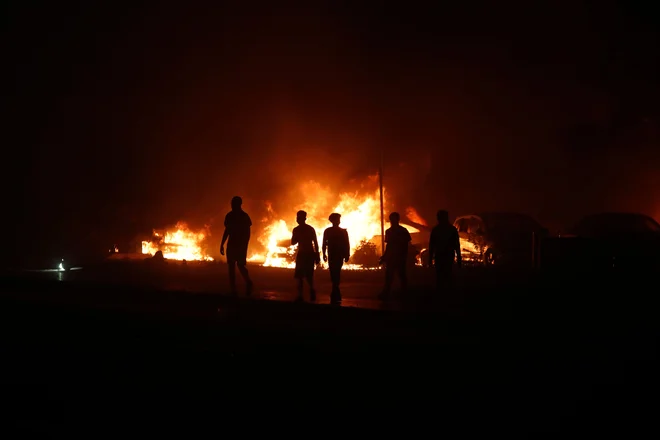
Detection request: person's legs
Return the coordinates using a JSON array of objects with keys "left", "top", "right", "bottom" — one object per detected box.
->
[
  {"left": 435, "top": 261, "right": 454, "bottom": 292},
  {"left": 294, "top": 256, "right": 305, "bottom": 301},
  {"left": 329, "top": 259, "right": 343, "bottom": 302},
  {"left": 398, "top": 262, "right": 408, "bottom": 292},
  {"left": 306, "top": 269, "right": 316, "bottom": 301},
  {"left": 237, "top": 262, "right": 253, "bottom": 294},
  {"left": 295, "top": 253, "right": 315, "bottom": 301},
  {"left": 379, "top": 264, "right": 395, "bottom": 299},
  {"left": 329, "top": 259, "right": 343, "bottom": 286},
  {"left": 445, "top": 262, "right": 454, "bottom": 290},
  {"left": 227, "top": 259, "right": 237, "bottom": 293}
]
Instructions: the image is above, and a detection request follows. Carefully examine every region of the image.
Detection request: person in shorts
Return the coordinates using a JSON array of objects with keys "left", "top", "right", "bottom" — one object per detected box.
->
[{"left": 220, "top": 196, "right": 254, "bottom": 295}]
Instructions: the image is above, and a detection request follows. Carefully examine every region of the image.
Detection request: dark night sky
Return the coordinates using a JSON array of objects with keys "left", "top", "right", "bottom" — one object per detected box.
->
[{"left": 4, "top": 1, "right": 659, "bottom": 261}]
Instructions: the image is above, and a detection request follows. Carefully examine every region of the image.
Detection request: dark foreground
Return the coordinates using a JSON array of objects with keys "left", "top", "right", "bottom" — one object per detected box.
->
[{"left": 0, "top": 264, "right": 658, "bottom": 433}]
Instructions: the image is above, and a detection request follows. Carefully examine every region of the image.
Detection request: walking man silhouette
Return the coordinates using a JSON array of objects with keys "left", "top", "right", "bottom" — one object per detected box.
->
[
  {"left": 428, "top": 209, "right": 462, "bottom": 291},
  {"left": 292, "top": 210, "right": 320, "bottom": 302},
  {"left": 220, "top": 196, "right": 253, "bottom": 295},
  {"left": 378, "top": 212, "right": 411, "bottom": 300},
  {"left": 322, "top": 212, "right": 350, "bottom": 304}
]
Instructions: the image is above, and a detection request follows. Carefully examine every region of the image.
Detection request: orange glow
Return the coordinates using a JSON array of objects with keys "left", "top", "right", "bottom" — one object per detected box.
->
[
  {"left": 406, "top": 207, "right": 427, "bottom": 226},
  {"left": 415, "top": 248, "right": 427, "bottom": 266},
  {"left": 141, "top": 222, "right": 213, "bottom": 261},
  {"left": 248, "top": 179, "right": 420, "bottom": 270},
  {"left": 459, "top": 237, "right": 488, "bottom": 263}
]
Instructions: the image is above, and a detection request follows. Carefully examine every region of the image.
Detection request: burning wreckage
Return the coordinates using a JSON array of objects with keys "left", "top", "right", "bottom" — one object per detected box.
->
[
  {"left": 137, "top": 179, "right": 431, "bottom": 270},
  {"left": 113, "top": 184, "right": 660, "bottom": 272}
]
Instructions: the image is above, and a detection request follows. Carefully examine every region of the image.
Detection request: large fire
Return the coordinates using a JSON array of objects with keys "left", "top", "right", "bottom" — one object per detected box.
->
[
  {"left": 140, "top": 179, "right": 426, "bottom": 269},
  {"left": 141, "top": 222, "right": 213, "bottom": 261},
  {"left": 248, "top": 179, "right": 421, "bottom": 270}
]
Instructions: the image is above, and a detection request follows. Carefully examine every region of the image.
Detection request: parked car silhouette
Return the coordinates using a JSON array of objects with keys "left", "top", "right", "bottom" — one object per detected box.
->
[{"left": 545, "top": 212, "right": 660, "bottom": 271}]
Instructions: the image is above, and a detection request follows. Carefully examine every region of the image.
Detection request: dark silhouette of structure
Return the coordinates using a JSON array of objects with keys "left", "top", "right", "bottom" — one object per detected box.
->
[
  {"left": 322, "top": 213, "right": 350, "bottom": 304},
  {"left": 220, "top": 196, "right": 253, "bottom": 295},
  {"left": 428, "top": 209, "right": 462, "bottom": 291},
  {"left": 378, "top": 212, "right": 411, "bottom": 299},
  {"left": 291, "top": 210, "right": 319, "bottom": 302}
]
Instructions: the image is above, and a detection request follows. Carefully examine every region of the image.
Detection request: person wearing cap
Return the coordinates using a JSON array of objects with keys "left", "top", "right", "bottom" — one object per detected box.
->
[
  {"left": 220, "top": 196, "right": 254, "bottom": 295},
  {"left": 291, "top": 210, "right": 320, "bottom": 302},
  {"left": 322, "top": 212, "right": 350, "bottom": 303}
]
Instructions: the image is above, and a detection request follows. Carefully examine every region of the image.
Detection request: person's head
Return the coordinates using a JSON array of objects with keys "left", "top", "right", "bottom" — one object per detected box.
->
[
  {"left": 296, "top": 210, "right": 307, "bottom": 225},
  {"left": 389, "top": 212, "right": 400, "bottom": 226},
  {"left": 436, "top": 209, "right": 449, "bottom": 224},
  {"left": 328, "top": 212, "right": 341, "bottom": 227},
  {"left": 231, "top": 196, "right": 242, "bottom": 210}
]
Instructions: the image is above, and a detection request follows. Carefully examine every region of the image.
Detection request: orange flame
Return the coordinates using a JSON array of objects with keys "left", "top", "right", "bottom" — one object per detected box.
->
[
  {"left": 249, "top": 179, "right": 419, "bottom": 270},
  {"left": 141, "top": 221, "right": 213, "bottom": 261},
  {"left": 406, "top": 206, "right": 427, "bottom": 226}
]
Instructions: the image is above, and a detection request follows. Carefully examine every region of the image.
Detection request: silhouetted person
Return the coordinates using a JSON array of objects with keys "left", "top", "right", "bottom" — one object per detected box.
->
[
  {"left": 322, "top": 213, "right": 350, "bottom": 303},
  {"left": 152, "top": 250, "right": 165, "bottom": 262},
  {"left": 378, "top": 212, "right": 412, "bottom": 299},
  {"left": 428, "top": 209, "right": 462, "bottom": 291},
  {"left": 292, "top": 210, "right": 319, "bottom": 302},
  {"left": 220, "top": 196, "right": 253, "bottom": 295}
]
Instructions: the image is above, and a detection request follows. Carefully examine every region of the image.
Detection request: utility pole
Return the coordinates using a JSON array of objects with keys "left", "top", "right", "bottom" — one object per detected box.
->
[{"left": 379, "top": 149, "right": 385, "bottom": 255}]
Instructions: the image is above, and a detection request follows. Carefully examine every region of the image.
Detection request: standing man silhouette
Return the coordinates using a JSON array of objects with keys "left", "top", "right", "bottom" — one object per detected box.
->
[
  {"left": 291, "top": 210, "right": 319, "bottom": 302},
  {"left": 378, "top": 212, "right": 412, "bottom": 300},
  {"left": 428, "top": 209, "right": 462, "bottom": 291},
  {"left": 220, "top": 196, "right": 253, "bottom": 296},
  {"left": 322, "top": 212, "right": 350, "bottom": 304}
]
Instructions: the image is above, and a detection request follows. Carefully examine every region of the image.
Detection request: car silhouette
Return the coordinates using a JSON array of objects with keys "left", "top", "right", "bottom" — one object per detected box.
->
[{"left": 451, "top": 212, "right": 548, "bottom": 268}]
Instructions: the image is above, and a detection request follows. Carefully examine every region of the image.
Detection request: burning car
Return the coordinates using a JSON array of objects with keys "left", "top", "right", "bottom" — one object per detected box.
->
[{"left": 452, "top": 212, "right": 548, "bottom": 267}]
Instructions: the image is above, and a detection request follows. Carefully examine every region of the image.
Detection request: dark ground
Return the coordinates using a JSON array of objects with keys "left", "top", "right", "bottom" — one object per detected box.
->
[{"left": 1, "top": 261, "right": 657, "bottom": 433}]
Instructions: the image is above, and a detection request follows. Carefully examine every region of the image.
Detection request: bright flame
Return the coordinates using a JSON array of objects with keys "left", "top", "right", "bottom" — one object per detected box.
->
[
  {"left": 406, "top": 207, "right": 427, "bottom": 226},
  {"left": 141, "top": 221, "right": 213, "bottom": 261},
  {"left": 415, "top": 248, "right": 427, "bottom": 266},
  {"left": 249, "top": 179, "right": 420, "bottom": 270},
  {"left": 459, "top": 237, "right": 486, "bottom": 262}
]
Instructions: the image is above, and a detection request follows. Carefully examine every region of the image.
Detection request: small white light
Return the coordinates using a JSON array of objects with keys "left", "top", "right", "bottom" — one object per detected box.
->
[{"left": 58, "top": 262, "right": 64, "bottom": 271}]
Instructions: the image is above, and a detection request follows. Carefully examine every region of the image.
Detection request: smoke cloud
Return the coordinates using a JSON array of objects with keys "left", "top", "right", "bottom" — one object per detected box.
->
[{"left": 6, "top": 1, "right": 659, "bottom": 263}]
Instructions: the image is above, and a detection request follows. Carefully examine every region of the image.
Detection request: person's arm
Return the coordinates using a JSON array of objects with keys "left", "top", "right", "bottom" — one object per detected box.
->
[
  {"left": 220, "top": 216, "right": 229, "bottom": 255},
  {"left": 379, "top": 231, "right": 389, "bottom": 264},
  {"left": 291, "top": 228, "right": 298, "bottom": 246},
  {"left": 344, "top": 230, "right": 350, "bottom": 262},
  {"left": 312, "top": 229, "right": 319, "bottom": 253},
  {"left": 313, "top": 229, "right": 320, "bottom": 264},
  {"left": 322, "top": 229, "right": 328, "bottom": 262},
  {"left": 453, "top": 229, "right": 462, "bottom": 267},
  {"left": 428, "top": 229, "right": 435, "bottom": 267}
]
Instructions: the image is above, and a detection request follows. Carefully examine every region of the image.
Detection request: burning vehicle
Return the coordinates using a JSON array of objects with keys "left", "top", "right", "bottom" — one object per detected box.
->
[
  {"left": 139, "top": 178, "right": 429, "bottom": 271},
  {"left": 449, "top": 212, "right": 548, "bottom": 268},
  {"left": 140, "top": 222, "right": 214, "bottom": 262},
  {"left": 246, "top": 179, "right": 426, "bottom": 270}
]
